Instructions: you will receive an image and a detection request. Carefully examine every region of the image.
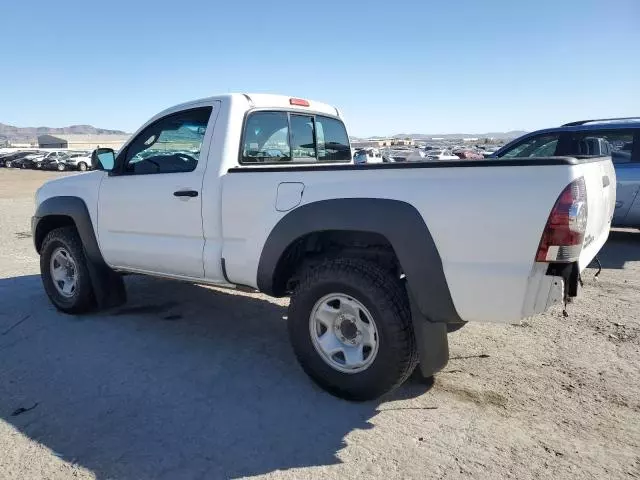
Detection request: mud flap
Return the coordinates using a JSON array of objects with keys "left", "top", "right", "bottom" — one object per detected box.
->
[
  {"left": 408, "top": 290, "right": 449, "bottom": 377},
  {"left": 85, "top": 259, "right": 127, "bottom": 309}
]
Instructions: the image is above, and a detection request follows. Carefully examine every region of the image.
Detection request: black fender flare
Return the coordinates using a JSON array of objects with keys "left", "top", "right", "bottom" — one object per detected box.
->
[
  {"left": 33, "top": 196, "right": 104, "bottom": 264},
  {"left": 32, "top": 196, "right": 126, "bottom": 309},
  {"left": 257, "top": 198, "right": 462, "bottom": 325}
]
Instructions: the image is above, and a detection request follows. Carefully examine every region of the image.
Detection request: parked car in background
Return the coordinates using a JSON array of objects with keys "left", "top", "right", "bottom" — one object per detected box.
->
[
  {"left": 455, "top": 150, "right": 484, "bottom": 160},
  {"left": 353, "top": 148, "right": 383, "bottom": 164},
  {"left": 22, "top": 151, "right": 70, "bottom": 170},
  {"left": 40, "top": 152, "right": 72, "bottom": 171},
  {"left": 479, "top": 147, "right": 499, "bottom": 157},
  {"left": 4, "top": 150, "right": 40, "bottom": 168},
  {"left": 18, "top": 152, "right": 46, "bottom": 169},
  {"left": 63, "top": 152, "right": 92, "bottom": 171},
  {"left": 492, "top": 117, "right": 639, "bottom": 228},
  {"left": 0, "top": 152, "right": 15, "bottom": 167},
  {"left": 406, "top": 149, "right": 425, "bottom": 161},
  {"left": 425, "top": 149, "right": 459, "bottom": 160}
]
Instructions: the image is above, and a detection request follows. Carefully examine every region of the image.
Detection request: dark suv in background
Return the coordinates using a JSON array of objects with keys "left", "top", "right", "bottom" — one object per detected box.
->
[
  {"left": 492, "top": 118, "right": 639, "bottom": 228},
  {"left": 0, "top": 150, "right": 39, "bottom": 168}
]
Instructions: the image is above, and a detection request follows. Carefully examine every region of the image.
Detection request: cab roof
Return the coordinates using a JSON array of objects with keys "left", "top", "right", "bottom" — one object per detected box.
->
[{"left": 166, "top": 93, "right": 341, "bottom": 118}]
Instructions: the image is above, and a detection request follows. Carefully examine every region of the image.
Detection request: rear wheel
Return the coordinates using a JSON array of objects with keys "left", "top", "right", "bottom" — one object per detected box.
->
[
  {"left": 288, "top": 258, "right": 418, "bottom": 401},
  {"left": 57, "top": 163, "right": 66, "bottom": 171},
  {"left": 40, "top": 227, "right": 95, "bottom": 313}
]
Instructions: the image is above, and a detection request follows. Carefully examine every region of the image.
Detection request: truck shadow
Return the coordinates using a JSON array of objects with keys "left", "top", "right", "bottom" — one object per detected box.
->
[
  {"left": 0, "top": 275, "right": 432, "bottom": 479},
  {"left": 596, "top": 229, "right": 640, "bottom": 270}
]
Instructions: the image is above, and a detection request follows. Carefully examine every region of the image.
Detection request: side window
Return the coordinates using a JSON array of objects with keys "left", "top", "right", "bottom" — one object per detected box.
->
[
  {"left": 499, "top": 134, "right": 560, "bottom": 158},
  {"left": 564, "top": 130, "right": 635, "bottom": 164},
  {"left": 316, "top": 115, "right": 351, "bottom": 161},
  {"left": 242, "top": 112, "right": 290, "bottom": 163},
  {"left": 123, "top": 107, "right": 212, "bottom": 174},
  {"left": 240, "top": 111, "right": 351, "bottom": 164}
]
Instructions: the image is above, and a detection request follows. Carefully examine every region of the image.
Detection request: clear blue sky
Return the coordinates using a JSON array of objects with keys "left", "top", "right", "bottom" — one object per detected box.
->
[{"left": 1, "top": 0, "right": 638, "bottom": 137}]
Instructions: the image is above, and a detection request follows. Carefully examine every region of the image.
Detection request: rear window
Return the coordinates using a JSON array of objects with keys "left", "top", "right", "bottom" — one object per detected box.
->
[{"left": 241, "top": 111, "right": 350, "bottom": 164}]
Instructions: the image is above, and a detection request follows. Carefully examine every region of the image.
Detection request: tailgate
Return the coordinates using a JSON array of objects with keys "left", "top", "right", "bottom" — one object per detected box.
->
[{"left": 577, "top": 157, "right": 616, "bottom": 270}]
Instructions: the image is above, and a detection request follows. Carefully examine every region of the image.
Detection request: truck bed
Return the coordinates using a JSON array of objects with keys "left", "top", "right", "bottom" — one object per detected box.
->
[{"left": 224, "top": 155, "right": 615, "bottom": 323}]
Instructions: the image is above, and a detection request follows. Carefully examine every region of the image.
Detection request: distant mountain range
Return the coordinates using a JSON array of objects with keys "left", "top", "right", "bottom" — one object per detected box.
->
[
  {"left": 0, "top": 122, "right": 127, "bottom": 143},
  {"left": 351, "top": 131, "right": 527, "bottom": 141},
  {"left": 1, "top": 121, "right": 527, "bottom": 145}
]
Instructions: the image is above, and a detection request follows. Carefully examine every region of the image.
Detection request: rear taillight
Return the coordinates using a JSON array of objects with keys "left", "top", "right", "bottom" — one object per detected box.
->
[{"left": 535, "top": 177, "right": 587, "bottom": 262}]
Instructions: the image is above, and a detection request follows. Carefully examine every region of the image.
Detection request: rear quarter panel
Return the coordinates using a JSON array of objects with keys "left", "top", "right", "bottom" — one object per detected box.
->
[{"left": 221, "top": 164, "right": 577, "bottom": 323}]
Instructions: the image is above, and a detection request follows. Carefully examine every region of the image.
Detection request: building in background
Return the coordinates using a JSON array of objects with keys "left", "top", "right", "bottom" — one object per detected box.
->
[
  {"left": 352, "top": 137, "right": 416, "bottom": 149},
  {"left": 37, "top": 134, "right": 130, "bottom": 150}
]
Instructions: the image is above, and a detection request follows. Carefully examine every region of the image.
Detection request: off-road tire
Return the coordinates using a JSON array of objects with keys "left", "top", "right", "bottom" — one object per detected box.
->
[
  {"left": 40, "top": 226, "right": 95, "bottom": 314},
  {"left": 288, "top": 258, "right": 418, "bottom": 401}
]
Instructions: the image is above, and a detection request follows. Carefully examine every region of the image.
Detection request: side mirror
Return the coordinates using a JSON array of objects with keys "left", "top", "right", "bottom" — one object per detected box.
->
[{"left": 91, "top": 148, "right": 115, "bottom": 171}]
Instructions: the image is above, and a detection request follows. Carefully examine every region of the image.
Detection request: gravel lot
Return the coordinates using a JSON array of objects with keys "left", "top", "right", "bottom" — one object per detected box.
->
[{"left": 0, "top": 168, "right": 639, "bottom": 480}]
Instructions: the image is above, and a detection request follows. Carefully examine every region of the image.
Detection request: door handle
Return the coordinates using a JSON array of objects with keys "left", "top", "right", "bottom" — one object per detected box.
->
[
  {"left": 602, "top": 176, "right": 610, "bottom": 187},
  {"left": 173, "top": 190, "right": 198, "bottom": 197}
]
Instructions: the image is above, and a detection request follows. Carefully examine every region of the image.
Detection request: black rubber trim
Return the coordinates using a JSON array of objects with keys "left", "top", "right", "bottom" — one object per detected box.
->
[
  {"left": 32, "top": 196, "right": 126, "bottom": 309},
  {"left": 33, "top": 196, "right": 104, "bottom": 264},
  {"left": 220, "top": 257, "right": 231, "bottom": 283},
  {"left": 257, "top": 198, "right": 462, "bottom": 324},
  {"left": 228, "top": 155, "right": 610, "bottom": 173},
  {"left": 407, "top": 289, "right": 449, "bottom": 376},
  {"left": 221, "top": 257, "right": 255, "bottom": 291}
]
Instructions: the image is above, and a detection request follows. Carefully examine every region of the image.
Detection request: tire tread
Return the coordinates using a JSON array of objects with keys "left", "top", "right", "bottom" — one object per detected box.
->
[
  {"left": 289, "top": 258, "right": 418, "bottom": 400},
  {"left": 40, "top": 226, "right": 95, "bottom": 314}
]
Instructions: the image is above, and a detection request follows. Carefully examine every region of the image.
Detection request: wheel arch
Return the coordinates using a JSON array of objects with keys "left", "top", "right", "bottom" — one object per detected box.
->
[
  {"left": 32, "top": 196, "right": 127, "bottom": 309},
  {"left": 256, "top": 198, "right": 462, "bottom": 324},
  {"left": 33, "top": 196, "right": 103, "bottom": 265}
]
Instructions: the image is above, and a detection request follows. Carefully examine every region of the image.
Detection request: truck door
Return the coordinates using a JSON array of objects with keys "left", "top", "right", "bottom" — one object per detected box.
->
[{"left": 97, "top": 105, "right": 217, "bottom": 278}]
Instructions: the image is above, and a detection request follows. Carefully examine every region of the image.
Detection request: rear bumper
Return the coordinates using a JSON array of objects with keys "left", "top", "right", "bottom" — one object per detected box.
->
[
  {"left": 521, "top": 262, "right": 579, "bottom": 318},
  {"left": 521, "top": 265, "right": 565, "bottom": 318}
]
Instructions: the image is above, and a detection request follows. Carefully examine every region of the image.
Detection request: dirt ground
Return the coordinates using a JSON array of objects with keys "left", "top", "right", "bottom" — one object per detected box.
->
[{"left": 0, "top": 168, "right": 639, "bottom": 480}]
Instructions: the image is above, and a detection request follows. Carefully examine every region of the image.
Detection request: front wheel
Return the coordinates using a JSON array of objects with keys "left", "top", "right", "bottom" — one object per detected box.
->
[
  {"left": 78, "top": 162, "right": 87, "bottom": 171},
  {"left": 288, "top": 258, "right": 418, "bottom": 401},
  {"left": 57, "top": 163, "right": 66, "bottom": 171},
  {"left": 40, "top": 226, "right": 95, "bottom": 313}
]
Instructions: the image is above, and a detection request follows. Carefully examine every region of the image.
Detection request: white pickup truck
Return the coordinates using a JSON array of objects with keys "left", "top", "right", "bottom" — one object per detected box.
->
[{"left": 32, "top": 94, "right": 616, "bottom": 401}]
